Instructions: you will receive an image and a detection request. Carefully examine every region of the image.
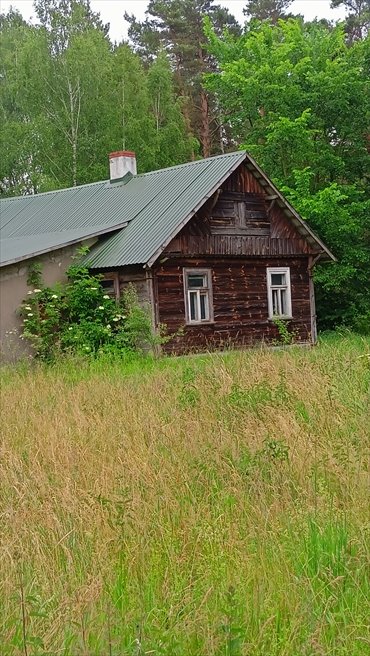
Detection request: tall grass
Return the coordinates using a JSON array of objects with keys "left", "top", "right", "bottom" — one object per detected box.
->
[{"left": 1, "top": 334, "right": 369, "bottom": 655}]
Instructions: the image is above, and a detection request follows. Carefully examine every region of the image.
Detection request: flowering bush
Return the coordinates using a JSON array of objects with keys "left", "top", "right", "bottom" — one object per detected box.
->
[{"left": 20, "top": 262, "right": 154, "bottom": 360}]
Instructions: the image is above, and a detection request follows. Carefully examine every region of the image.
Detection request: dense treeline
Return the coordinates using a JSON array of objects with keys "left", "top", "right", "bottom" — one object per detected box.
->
[{"left": 1, "top": 0, "right": 369, "bottom": 331}]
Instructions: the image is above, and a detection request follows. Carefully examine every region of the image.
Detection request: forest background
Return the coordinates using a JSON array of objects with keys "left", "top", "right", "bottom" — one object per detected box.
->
[{"left": 1, "top": 0, "right": 369, "bottom": 332}]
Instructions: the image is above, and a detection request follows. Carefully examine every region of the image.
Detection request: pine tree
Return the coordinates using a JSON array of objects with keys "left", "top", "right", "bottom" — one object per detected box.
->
[
  {"left": 124, "top": 0, "right": 241, "bottom": 158},
  {"left": 331, "top": 0, "right": 370, "bottom": 40},
  {"left": 243, "top": 0, "right": 294, "bottom": 24}
]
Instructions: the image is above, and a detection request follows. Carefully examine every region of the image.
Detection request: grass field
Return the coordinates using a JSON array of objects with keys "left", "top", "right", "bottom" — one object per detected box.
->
[{"left": 1, "top": 334, "right": 369, "bottom": 655}]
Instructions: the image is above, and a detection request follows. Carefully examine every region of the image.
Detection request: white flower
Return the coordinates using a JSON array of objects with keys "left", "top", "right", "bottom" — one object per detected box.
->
[
  {"left": 113, "top": 316, "right": 119, "bottom": 321},
  {"left": 33, "top": 289, "right": 42, "bottom": 293},
  {"left": 68, "top": 327, "right": 73, "bottom": 331},
  {"left": 27, "top": 313, "right": 33, "bottom": 317},
  {"left": 121, "top": 315, "right": 126, "bottom": 319},
  {"left": 91, "top": 287, "right": 98, "bottom": 290},
  {"left": 106, "top": 324, "right": 111, "bottom": 329},
  {"left": 27, "top": 290, "right": 33, "bottom": 295},
  {"left": 103, "top": 295, "right": 110, "bottom": 300},
  {"left": 85, "top": 346, "right": 90, "bottom": 351},
  {"left": 98, "top": 306, "right": 104, "bottom": 310},
  {"left": 24, "top": 305, "right": 31, "bottom": 310},
  {"left": 23, "top": 319, "right": 28, "bottom": 322},
  {"left": 51, "top": 294, "right": 58, "bottom": 299}
]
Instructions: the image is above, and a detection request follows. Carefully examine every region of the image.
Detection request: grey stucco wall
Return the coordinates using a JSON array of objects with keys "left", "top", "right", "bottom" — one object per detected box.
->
[{"left": 0, "top": 240, "right": 96, "bottom": 362}]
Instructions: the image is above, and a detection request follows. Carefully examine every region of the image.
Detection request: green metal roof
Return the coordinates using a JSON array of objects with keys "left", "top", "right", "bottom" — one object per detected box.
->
[
  {"left": 0, "top": 179, "right": 130, "bottom": 266},
  {"left": 0, "top": 150, "right": 334, "bottom": 268},
  {"left": 83, "top": 151, "right": 246, "bottom": 268},
  {"left": 0, "top": 151, "right": 245, "bottom": 268}
]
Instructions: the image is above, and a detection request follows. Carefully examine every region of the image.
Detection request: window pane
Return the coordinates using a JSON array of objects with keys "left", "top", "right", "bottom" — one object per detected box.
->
[
  {"left": 271, "top": 273, "right": 285, "bottom": 286},
  {"left": 280, "top": 289, "right": 287, "bottom": 315},
  {"left": 189, "top": 291, "right": 197, "bottom": 321},
  {"left": 272, "top": 289, "right": 279, "bottom": 315},
  {"left": 200, "top": 292, "right": 209, "bottom": 320},
  {"left": 188, "top": 274, "right": 206, "bottom": 288},
  {"left": 101, "top": 279, "right": 116, "bottom": 297}
]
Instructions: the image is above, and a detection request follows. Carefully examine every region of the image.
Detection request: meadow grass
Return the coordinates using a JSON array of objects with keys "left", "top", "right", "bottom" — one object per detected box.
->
[{"left": 0, "top": 333, "right": 369, "bottom": 655}]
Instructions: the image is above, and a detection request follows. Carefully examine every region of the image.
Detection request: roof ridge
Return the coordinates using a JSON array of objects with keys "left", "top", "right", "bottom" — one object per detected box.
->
[
  {"left": 136, "top": 150, "right": 246, "bottom": 178},
  {"left": 0, "top": 151, "right": 246, "bottom": 202}
]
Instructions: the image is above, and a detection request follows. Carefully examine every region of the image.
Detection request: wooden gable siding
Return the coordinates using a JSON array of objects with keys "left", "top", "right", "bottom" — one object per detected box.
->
[
  {"left": 166, "top": 235, "right": 310, "bottom": 257},
  {"left": 164, "top": 163, "right": 315, "bottom": 258},
  {"left": 154, "top": 257, "right": 312, "bottom": 354}
]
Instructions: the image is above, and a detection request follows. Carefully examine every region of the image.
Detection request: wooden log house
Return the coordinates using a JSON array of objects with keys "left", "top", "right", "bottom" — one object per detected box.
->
[
  {"left": 85, "top": 151, "right": 335, "bottom": 353},
  {"left": 0, "top": 150, "right": 335, "bottom": 359}
]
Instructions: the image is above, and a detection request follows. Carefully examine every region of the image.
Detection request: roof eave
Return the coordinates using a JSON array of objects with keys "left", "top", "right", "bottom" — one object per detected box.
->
[
  {"left": 244, "top": 154, "right": 337, "bottom": 262},
  {"left": 0, "top": 222, "right": 128, "bottom": 268}
]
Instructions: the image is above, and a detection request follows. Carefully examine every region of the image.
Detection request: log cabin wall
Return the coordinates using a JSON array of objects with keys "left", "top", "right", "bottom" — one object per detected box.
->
[
  {"left": 154, "top": 256, "right": 312, "bottom": 354},
  {"left": 155, "top": 162, "right": 317, "bottom": 354}
]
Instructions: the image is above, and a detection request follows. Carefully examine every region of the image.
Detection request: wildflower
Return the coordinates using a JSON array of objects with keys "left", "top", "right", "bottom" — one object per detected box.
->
[
  {"left": 91, "top": 287, "right": 98, "bottom": 290},
  {"left": 33, "top": 288, "right": 42, "bottom": 293},
  {"left": 85, "top": 346, "right": 90, "bottom": 351},
  {"left": 103, "top": 295, "right": 110, "bottom": 299},
  {"left": 51, "top": 294, "right": 58, "bottom": 299},
  {"left": 106, "top": 324, "right": 111, "bottom": 329},
  {"left": 68, "top": 327, "right": 73, "bottom": 331},
  {"left": 27, "top": 313, "right": 33, "bottom": 317},
  {"left": 23, "top": 319, "right": 28, "bottom": 322},
  {"left": 24, "top": 305, "right": 31, "bottom": 310},
  {"left": 27, "top": 290, "right": 33, "bottom": 295},
  {"left": 98, "top": 306, "right": 104, "bottom": 310}
]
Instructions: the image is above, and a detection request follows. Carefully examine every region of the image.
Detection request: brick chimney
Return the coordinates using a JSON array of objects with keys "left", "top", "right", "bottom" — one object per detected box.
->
[{"left": 109, "top": 150, "right": 137, "bottom": 182}]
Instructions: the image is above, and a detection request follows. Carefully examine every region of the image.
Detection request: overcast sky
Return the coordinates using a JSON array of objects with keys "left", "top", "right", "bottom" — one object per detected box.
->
[{"left": 0, "top": 0, "right": 347, "bottom": 43}]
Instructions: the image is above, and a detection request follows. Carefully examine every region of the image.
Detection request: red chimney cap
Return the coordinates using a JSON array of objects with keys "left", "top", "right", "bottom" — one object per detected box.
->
[{"left": 109, "top": 150, "right": 136, "bottom": 159}]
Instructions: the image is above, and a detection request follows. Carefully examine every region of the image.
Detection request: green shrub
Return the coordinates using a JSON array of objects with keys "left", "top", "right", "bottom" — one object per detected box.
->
[{"left": 20, "top": 262, "right": 155, "bottom": 360}]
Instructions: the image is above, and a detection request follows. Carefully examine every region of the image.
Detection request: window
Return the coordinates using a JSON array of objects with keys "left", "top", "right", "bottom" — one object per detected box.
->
[
  {"left": 183, "top": 269, "right": 213, "bottom": 324},
  {"left": 101, "top": 274, "right": 119, "bottom": 300},
  {"left": 267, "top": 267, "right": 292, "bottom": 319}
]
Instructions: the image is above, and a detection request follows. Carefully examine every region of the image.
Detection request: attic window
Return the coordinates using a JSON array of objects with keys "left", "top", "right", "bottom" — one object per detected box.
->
[
  {"left": 101, "top": 274, "right": 119, "bottom": 300},
  {"left": 183, "top": 269, "right": 213, "bottom": 324},
  {"left": 267, "top": 267, "right": 292, "bottom": 319}
]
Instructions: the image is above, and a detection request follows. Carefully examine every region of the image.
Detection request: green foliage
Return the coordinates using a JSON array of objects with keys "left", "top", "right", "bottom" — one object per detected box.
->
[
  {"left": 125, "top": 0, "right": 241, "bottom": 156},
  {"left": 19, "top": 263, "right": 154, "bottom": 360},
  {"left": 280, "top": 169, "right": 370, "bottom": 332},
  {"left": 0, "top": 1, "right": 196, "bottom": 194},
  {"left": 205, "top": 18, "right": 370, "bottom": 332},
  {"left": 272, "top": 317, "right": 299, "bottom": 344},
  {"left": 26, "top": 262, "right": 43, "bottom": 288}
]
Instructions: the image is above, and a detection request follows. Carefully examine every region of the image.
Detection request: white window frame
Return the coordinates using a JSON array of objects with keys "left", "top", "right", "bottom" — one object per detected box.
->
[
  {"left": 183, "top": 268, "right": 213, "bottom": 324},
  {"left": 266, "top": 267, "right": 292, "bottom": 319}
]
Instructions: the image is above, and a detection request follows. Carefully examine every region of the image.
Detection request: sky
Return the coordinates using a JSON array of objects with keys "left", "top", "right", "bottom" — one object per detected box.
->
[{"left": 0, "top": 0, "right": 347, "bottom": 43}]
